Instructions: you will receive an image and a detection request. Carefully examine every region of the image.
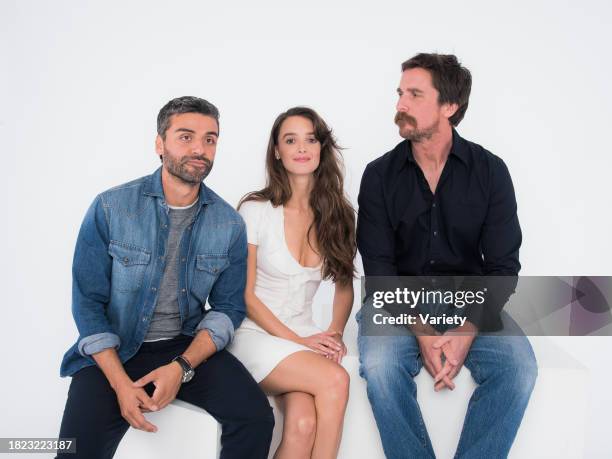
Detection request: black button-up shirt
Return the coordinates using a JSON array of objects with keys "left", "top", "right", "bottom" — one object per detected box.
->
[
  {"left": 357, "top": 130, "right": 522, "bottom": 329},
  {"left": 357, "top": 129, "right": 521, "bottom": 277}
]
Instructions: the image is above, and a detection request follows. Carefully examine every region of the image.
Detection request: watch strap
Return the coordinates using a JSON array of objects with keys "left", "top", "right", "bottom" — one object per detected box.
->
[{"left": 172, "top": 355, "right": 193, "bottom": 375}]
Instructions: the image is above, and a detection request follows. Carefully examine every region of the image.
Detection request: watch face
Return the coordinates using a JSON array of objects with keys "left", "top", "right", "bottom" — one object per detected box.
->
[{"left": 182, "top": 369, "right": 195, "bottom": 383}]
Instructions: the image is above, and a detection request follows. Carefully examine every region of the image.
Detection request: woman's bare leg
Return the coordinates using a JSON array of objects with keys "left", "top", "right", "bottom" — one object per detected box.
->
[
  {"left": 261, "top": 351, "right": 349, "bottom": 459},
  {"left": 273, "top": 392, "right": 317, "bottom": 459}
]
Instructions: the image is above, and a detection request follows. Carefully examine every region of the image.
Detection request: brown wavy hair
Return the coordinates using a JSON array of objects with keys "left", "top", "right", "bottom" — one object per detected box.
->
[{"left": 239, "top": 107, "right": 356, "bottom": 285}]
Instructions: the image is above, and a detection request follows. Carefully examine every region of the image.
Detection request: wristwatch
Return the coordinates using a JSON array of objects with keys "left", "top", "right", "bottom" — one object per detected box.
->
[{"left": 172, "top": 355, "right": 195, "bottom": 383}]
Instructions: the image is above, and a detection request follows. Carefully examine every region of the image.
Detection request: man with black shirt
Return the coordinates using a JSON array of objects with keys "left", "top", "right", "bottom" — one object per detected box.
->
[{"left": 356, "top": 54, "right": 537, "bottom": 458}]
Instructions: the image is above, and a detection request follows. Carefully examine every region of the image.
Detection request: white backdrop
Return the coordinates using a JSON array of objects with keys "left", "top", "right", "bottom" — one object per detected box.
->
[{"left": 2, "top": 0, "right": 611, "bottom": 457}]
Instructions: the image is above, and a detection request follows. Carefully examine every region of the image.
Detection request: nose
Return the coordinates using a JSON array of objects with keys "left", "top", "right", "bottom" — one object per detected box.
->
[
  {"left": 396, "top": 96, "right": 408, "bottom": 113},
  {"left": 297, "top": 141, "right": 307, "bottom": 154},
  {"left": 398, "top": 90, "right": 416, "bottom": 112},
  {"left": 191, "top": 139, "right": 207, "bottom": 156}
]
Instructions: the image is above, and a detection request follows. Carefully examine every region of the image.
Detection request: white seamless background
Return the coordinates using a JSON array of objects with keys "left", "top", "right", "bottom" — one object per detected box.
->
[{"left": 2, "top": 1, "right": 611, "bottom": 457}]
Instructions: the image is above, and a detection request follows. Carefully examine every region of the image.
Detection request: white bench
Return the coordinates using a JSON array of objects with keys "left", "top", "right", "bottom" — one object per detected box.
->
[{"left": 117, "top": 333, "right": 587, "bottom": 459}]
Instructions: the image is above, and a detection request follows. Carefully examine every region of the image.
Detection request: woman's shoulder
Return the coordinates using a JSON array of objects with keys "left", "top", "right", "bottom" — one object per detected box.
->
[
  {"left": 238, "top": 198, "right": 276, "bottom": 229},
  {"left": 238, "top": 198, "right": 272, "bottom": 216},
  {"left": 238, "top": 199, "right": 277, "bottom": 246}
]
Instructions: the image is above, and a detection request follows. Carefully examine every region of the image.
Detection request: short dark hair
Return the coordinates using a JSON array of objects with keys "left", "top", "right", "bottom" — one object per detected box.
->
[
  {"left": 401, "top": 53, "right": 472, "bottom": 126},
  {"left": 157, "top": 96, "right": 220, "bottom": 139}
]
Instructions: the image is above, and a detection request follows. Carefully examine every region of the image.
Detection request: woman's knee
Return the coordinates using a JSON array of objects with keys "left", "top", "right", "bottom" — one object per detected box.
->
[
  {"left": 283, "top": 412, "right": 317, "bottom": 447},
  {"left": 320, "top": 365, "right": 350, "bottom": 404}
]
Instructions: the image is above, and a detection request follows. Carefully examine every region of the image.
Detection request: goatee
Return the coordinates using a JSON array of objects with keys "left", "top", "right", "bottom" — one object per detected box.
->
[
  {"left": 164, "top": 152, "right": 213, "bottom": 185},
  {"left": 394, "top": 111, "right": 437, "bottom": 142}
]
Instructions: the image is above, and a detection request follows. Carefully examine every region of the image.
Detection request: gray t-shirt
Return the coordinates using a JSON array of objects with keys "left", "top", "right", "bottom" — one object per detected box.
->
[{"left": 144, "top": 199, "right": 199, "bottom": 342}]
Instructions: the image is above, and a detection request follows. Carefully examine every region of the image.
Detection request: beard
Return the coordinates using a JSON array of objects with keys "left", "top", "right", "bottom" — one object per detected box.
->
[
  {"left": 162, "top": 147, "right": 213, "bottom": 185},
  {"left": 394, "top": 111, "right": 438, "bottom": 142}
]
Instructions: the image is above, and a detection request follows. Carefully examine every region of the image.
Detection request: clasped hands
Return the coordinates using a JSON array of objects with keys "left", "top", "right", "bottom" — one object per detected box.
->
[
  {"left": 417, "top": 322, "right": 477, "bottom": 391},
  {"left": 296, "top": 330, "right": 347, "bottom": 364},
  {"left": 113, "top": 361, "right": 184, "bottom": 433}
]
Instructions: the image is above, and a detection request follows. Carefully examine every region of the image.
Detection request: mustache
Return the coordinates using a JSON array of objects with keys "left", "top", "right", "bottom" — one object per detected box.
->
[{"left": 394, "top": 111, "right": 416, "bottom": 126}]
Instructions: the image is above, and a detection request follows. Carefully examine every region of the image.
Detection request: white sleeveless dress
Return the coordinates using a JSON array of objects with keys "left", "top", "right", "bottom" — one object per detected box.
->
[{"left": 227, "top": 199, "right": 323, "bottom": 382}]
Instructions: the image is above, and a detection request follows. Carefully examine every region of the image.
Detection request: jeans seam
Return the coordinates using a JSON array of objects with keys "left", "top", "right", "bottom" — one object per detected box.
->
[{"left": 416, "top": 413, "right": 430, "bottom": 453}]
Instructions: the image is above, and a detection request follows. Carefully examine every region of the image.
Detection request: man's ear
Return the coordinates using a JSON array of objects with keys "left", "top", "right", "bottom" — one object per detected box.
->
[
  {"left": 442, "top": 102, "right": 459, "bottom": 121},
  {"left": 155, "top": 135, "right": 164, "bottom": 157}
]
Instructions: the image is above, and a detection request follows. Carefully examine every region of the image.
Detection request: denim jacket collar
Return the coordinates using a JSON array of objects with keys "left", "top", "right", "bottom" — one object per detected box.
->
[{"left": 142, "top": 166, "right": 215, "bottom": 206}]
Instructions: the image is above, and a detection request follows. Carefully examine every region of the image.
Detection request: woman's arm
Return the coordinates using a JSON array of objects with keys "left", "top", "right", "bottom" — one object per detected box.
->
[
  {"left": 327, "top": 281, "right": 354, "bottom": 336},
  {"left": 325, "top": 280, "right": 354, "bottom": 363}
]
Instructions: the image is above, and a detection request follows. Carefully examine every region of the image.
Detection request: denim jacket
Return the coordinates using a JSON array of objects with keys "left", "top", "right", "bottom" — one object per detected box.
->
[{"left": 60, "top": 167, "right": 247, "bottom": 377}]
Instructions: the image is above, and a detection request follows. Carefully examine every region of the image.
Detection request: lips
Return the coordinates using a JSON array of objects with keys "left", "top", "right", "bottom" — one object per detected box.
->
[
  {"left": 293, "top": 156, "right": 311, "bottom": 163},
  {"left": 187, "top": 159, "right": 207, "bottom": 168}
]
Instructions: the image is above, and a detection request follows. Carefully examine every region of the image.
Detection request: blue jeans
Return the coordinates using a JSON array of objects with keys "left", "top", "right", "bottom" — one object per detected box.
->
[{"left": 357, "top": 310, "right": 537, "bottom": 459}]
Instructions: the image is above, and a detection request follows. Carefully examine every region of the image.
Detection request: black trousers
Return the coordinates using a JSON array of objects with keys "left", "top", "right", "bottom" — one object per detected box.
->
[{"left": 56, "top": 335, "right": 274, "bottom": 459}]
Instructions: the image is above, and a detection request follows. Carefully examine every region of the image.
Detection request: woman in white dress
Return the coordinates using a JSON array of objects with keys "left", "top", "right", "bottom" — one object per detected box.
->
[{"left": 228, "top": 107, "right": 356, "bottom": 459}]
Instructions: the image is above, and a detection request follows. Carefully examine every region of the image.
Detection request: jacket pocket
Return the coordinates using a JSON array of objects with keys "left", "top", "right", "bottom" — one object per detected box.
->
[
  {"left": 191, "top": 254, "right": 230, "bottom": 302},
  {"left": 108, "top": 241, "right": 151, "bottom": 293}
]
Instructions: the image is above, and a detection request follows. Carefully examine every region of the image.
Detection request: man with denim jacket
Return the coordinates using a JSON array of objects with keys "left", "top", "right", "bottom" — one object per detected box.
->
[{"left": 56, "top": 96, "right": 274, "bottom": 459}]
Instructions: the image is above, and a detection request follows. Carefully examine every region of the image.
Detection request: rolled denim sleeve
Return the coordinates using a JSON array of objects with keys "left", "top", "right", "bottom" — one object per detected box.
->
[
  {"left": 78, "top": 332, "right": 121, "bottom": 356},
  {"left": 196, "top": 222, "right": 247, "bottom": 351},
  {"left": 72, "top": 195, "right": 120, "bottom": 356},
  {"left": 196, "top": 311, "right": 235, "bottom": 351}
]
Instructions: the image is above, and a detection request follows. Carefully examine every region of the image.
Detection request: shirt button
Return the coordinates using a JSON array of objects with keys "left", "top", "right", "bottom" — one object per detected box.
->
[
  {"left": 163, "top": 224, "right": 168, "bottom": 229},
  {"left": 430, "top": 259, "right": 435, "bottom": 265},
  {"left": 142, "top": 317, "right": 147, "bottom": 322},
  {"left": 123, "top": 257, "right": 129, "bottom": 263},
  {"left": 151, "top": 287, "right": 157, "bottom": 291},
  {"left": 432, "top": 203, "right": 437, "bottom": 208},
  {"left": 181, "top": 288, "right": 186, "bottom": 293},
  {"left": 181, "top": 258, "right": 186, "bottom": 262},
  {"left": 433, "top": 231, "right": 438, "bottom": 236}
]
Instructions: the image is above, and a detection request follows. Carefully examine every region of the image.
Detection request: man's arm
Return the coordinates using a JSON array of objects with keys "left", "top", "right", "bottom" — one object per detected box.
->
[
  {"left": 132, "top": 329, "right": 217, "bottom": 412},
  {"left": 464, "top": 156, "right": 522, "bottom": 330},
  {"left": 481, "top": 156, "right": 522, "bottom": 275},
  {"left": 72, "top": 198, "right": 160, "bottom": 430},
  {"left": 194, "top": 221, "right": 247, "bottom": 351},
  {"left": 357, "top": 164, "right": 398, "bottom": 277},
  {"left": 72, "top": 195, "right": 121, "bottom": 356},
  {"left": 93, "top": 348, "right": 159, "bottom": 432}
]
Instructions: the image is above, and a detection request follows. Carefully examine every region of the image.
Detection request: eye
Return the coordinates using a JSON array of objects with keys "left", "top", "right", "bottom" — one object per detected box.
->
[
  {"left": 206, "top": 137, "right": 216, "bottom": 145},
  {"left": 411, "top": 90, "right": 419, "bottom": 97},
  {"left": 285, "top": 137, "right": 295, "bottom": 144},
  {"left": 180, "top": 134, "right": 191, "bottom": 142},
  {"left": 307, "top": 137, "right": 318, "bottom": 144}
]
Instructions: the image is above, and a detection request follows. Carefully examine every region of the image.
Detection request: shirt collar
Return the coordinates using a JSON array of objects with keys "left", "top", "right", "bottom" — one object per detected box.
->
[
  {"left": 142, "top": 166, "right": 214, "bottom": 205},
  {"left": 405, "top": 128, "right": 470, "bottom": 166}
]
